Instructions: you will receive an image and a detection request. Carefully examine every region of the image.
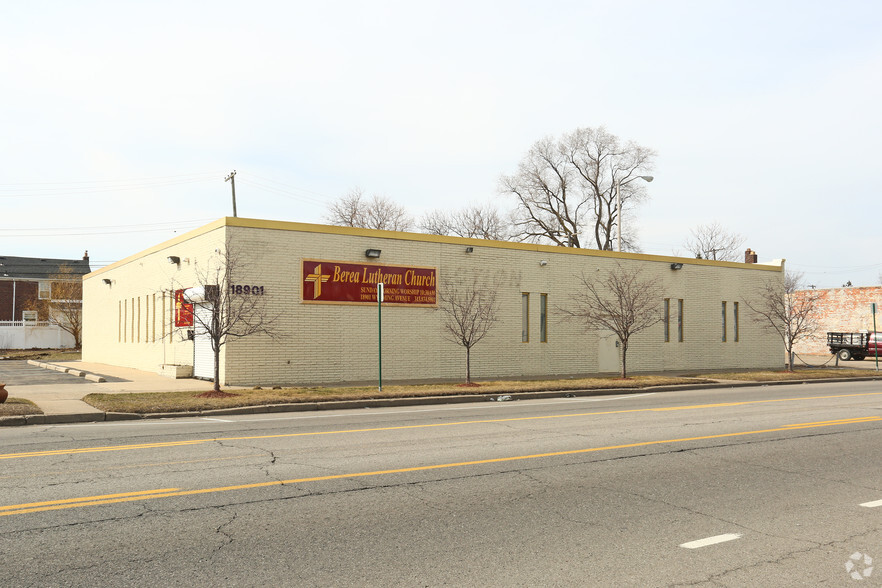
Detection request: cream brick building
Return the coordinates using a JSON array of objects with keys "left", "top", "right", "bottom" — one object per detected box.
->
[{"left": 83, "top": 217, "right": 785, "bottom": 386}]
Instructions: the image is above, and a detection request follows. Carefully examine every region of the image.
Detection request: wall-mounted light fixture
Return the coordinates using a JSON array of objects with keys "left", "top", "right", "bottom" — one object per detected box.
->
[
  {"left": 539, "top": 260, "right": 548, "bottom": 266},
  {"left": 670, "top": 262, "right": 684, "bottom": 270},
  {"left": 365, "top": 249, "right": 382, "bottom": 259},
  {"left": 102, "top": 278, "right": 112, "bottom": 285},
  {"left": 465, "top": 247, "right": 474, "bottom": 253},
  {"left": 167, "top": 256, "right": 181, "bottom": 265}
]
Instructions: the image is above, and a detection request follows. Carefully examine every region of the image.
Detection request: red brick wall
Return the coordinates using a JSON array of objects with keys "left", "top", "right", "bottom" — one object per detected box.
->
[
  {"left": 793, "top": 286, "right": 882, "bottom": 355},
  {"left": 0, "top": 281, "right": 39, "bottom": 321}
]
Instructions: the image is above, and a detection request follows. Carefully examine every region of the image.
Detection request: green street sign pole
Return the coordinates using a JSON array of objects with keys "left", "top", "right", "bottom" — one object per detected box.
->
[
  {"left": 873, "top": 302, "right": 878, "bottom": 372},
  {"left": 378, "top": 283, "right": 384, "bottom": 391}
]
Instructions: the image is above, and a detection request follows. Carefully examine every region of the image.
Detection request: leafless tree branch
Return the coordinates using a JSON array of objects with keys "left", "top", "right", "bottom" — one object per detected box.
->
[
  {"left": 325, "top": 187, "right": 413, "bottom": 231},
  {"left": 743, "top": 270, "right": 822, "bottom": 370},
  {"left": 684, "top": 222, "right": 746, "bottom": 261},
  {"left": 561, "top": 263, "right": 663, "bottom": 377},
  {"left": 437, "top": 276, "right": 500, "bottom": 383},
  {"left": 500, "top": 127, "right": 655, "bottom": 251},
  {"left": 25, "top": 265, "right": 84, "bottom": 348},
  {"left": 420, "top": 205, "right": 512, "bottom": 240},
  {"left": 188, "top": 241, "right": 281, "bottom": 393}
]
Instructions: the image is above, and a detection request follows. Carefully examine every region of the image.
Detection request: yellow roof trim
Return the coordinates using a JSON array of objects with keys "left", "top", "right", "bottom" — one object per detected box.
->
[
  {"left": 85, "top": 219, "right": 226, "bottom": 278},
  {"left": 226, "top": 217, "right": 784, "bottom": 271},
  {"left": 87, "top": 216, "right": 784, "bottom": 278}
]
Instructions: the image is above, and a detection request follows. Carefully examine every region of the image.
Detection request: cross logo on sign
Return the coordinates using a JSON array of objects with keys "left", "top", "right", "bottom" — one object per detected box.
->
[{"left": 305, "top": 264, "right": 330, "bottom": 299}]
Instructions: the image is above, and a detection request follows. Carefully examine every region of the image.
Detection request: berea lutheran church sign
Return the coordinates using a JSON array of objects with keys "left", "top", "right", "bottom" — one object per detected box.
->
[{"left": 301, "top": 260, "right": 437, "bottom": 306}]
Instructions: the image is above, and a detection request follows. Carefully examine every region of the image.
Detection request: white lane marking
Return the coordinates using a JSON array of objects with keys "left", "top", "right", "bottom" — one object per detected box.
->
[
  {"left": 860, "top": 499, "right": 882, "bottom": 508},
  {"left": 680, "top": 533, "right": 742, "bottom": 549},
  {"left": 202, "top": 417, "right": 234, "bottom": 422},
  {"left": 53, "top": 393, "right": 659, "bottom": 427}
]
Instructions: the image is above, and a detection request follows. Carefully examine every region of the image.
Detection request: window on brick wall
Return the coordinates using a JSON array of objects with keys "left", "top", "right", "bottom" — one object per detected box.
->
[
  {"left": 38, "top": 281, "right": 51, "bottom": 299},
  {"left": 733, "top": 301, "right": 739, "bottom": 342},
  {"left": 663, "top": 298, "right": 670, "bottom": 342},
  {"left": 722, "top": 301, "right": 727, "bottom": 342},
  {"left": 521, "top": 293, "right": 530, "bottom": 342},
  {"left": 677, "top": 299, "right": 684, "bottom": 342},
  {"left": 540, "top": 293, "right": 548, "bottom": 342}
]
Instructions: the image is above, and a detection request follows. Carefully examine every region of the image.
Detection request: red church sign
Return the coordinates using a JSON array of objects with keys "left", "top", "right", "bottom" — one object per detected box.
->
[{"left": 301, "top": 260, "right": 436, "bottom": 306}]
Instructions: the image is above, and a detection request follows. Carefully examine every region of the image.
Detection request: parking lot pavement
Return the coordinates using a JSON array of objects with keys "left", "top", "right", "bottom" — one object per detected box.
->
[{"left": 0, "top": 360, "right": 92, "bottom": 386}]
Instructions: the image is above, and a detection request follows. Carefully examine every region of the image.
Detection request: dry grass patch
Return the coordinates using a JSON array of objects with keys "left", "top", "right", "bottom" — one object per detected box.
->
[
  {"left": 83, "top": 375, "right": 706, "bottom": 414},
  {"left": 700, "top": 369, "right": 874, "bottom": 382},
  {"left": 0, "top": 398, "right": 42, "bottom": 417},
  {"left": 0, "top": 349, "right": 81, "bottom": 361}
]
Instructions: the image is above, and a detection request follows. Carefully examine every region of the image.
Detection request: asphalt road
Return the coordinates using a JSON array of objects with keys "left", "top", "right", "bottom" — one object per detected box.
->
[{"left": 1, "top": 381, "right": 881, "bottom": 586}]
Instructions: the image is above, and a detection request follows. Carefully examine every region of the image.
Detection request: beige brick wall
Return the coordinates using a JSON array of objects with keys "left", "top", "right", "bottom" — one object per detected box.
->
[
  {"left": 84, "top": 218, "right": 785, "bottom": 385},
  {"left": 83, "top": 222, "right": 227, "bottom": 378}
]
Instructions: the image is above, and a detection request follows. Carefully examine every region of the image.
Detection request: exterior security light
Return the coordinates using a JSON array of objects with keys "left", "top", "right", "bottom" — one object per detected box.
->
[
  {"left": 103, "top": 278, "right": 112, "bottom": 285},
  {"left": 167, "top": 256, "right": 181, "bottom": 265},
  {"left": 671, "top": 263, "right": 684, "bottom": 270},
  {"left": 365, "top": 249, "right": 382, "bottom": 258},
  {"left": 540, "top": 260, "right": 548, "bottom": 266},
  {"left": 465, "top": 247, "right": 474, "bottom": 253}
]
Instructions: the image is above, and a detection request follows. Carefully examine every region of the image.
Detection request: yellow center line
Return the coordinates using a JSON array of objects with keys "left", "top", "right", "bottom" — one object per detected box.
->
[
  {"left": 1, "top": 391, "right": 880, "bottom": 461},
  {"left": 2, "top": 416, "right": 879, "bottom": 518},
  {"left": 0, "top": 488, "right": 180, "bottom": 511}
]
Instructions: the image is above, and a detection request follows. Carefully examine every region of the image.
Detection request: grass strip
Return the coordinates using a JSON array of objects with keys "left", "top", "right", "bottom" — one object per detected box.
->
[
  {"left": 0, "top": 399, "right": 43, "bottom": 417},
  {"left": 83, "top": 375, "right": 706, "bottom": 414}
]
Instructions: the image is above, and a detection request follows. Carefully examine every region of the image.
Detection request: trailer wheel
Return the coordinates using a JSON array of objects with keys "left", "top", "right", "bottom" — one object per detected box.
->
[{"left": 837, "top": 349, "right": 852, "bottom": 361}]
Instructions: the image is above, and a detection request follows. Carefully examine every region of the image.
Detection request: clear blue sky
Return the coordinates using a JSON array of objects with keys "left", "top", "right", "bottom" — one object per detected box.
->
[{"left": 2, "top": 1, "right": 880, "bottom": 289}]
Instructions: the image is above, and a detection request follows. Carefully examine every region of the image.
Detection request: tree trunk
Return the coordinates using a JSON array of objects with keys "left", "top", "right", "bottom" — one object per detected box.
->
[
  {"left": 213, "top": 343, "right": 221, "bottom": 392},
  {"left": 620, "top": 345, "right": 628, "bottom": 378},
  {"left": 466, "top": 346, "right": 471, "bottom": 384}
]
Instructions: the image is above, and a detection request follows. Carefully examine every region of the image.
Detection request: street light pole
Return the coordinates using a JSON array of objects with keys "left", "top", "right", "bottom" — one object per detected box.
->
[{"left": 616, "top": 175, "right": 654, "bottom": 252}]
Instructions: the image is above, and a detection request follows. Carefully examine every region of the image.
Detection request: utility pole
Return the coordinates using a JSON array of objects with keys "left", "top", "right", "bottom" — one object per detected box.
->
[{"left": 225, "top": 170, "right": 237, "bottom": 217}]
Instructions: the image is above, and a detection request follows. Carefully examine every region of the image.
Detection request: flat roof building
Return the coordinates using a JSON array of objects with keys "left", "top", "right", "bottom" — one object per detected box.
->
[{"left": 83, "top": 217, "right": 785, "bottom": 386}]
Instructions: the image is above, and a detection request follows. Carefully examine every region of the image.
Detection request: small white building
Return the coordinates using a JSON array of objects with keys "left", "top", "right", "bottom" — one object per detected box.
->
[{"left": 83, "top": 217, "right": 785, "bottom": 386}]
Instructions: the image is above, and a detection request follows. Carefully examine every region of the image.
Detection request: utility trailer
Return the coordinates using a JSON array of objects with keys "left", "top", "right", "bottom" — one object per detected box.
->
[{"left": 827, "top": 332, "right": 879, "bottom": 361}]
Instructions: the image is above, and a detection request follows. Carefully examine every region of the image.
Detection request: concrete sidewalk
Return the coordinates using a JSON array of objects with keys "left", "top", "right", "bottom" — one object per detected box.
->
[{"left": 2, "top": 361, "right": 219, "bottom": 424}]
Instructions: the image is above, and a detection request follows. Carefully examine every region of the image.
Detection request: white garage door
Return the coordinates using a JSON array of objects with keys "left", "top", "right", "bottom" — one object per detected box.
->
[{"left": 193, "top": 304, "right": 215, "bottom": 380}]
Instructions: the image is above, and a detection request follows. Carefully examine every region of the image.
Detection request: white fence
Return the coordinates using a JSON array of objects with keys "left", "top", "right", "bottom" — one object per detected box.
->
[{"left": 0, "top": 321, "right": 76, "bottom": 349}]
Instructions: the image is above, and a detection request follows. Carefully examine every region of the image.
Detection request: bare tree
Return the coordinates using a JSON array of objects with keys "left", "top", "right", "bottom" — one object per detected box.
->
[
  {"left": 744, "top": 270, "right": 822, "bottom": 371},
  {"left": 25, "top": 265, "right": 84, "bottom": 349},
  {"left": 684, "top": 222, "right": 745, "bottom": 261},
  {"left": 437, "top": 277, "right": 500, "bottom": 384},
  {"left": 325, "top": 187, "right": 413, "bottom": 231},
  {"left": 186, "top": 243, "right": 279, "bottom": 395},
  {"left": 563, "top": 263, "right": 663, "bottom": 378},
  {"left": 420, "top": 205, "right": 511, "bottom": 240},
  {"left": 500, "top": 127, "right": 656, "bottom": 251}
]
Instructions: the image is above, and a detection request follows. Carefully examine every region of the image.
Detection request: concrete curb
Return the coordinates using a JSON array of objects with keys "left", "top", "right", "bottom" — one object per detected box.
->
[
  {"left": 25, "top": 360, "right": 105, "bottom": 382},
  {"left": 3, "top": 374, "right": 881, "bottom": 427}
]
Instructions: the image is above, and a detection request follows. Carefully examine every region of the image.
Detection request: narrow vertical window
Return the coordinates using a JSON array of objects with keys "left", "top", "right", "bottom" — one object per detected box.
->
[
  {"left": 123, "top": 299, "right": 127, "bottom": 343},
  {"left": 733, "top": 301, "right": 739, "bottom": 342},
  {"left": 137, "top": 297, "right": 141, "bottom": 343},
  {"left": 540, "top": 293, "right": 548, "bottom": 342},
  {"left": 677, "top": 299, "right": 684, "bottom": 342},
  {"left": 152, "top": 293, "right": 156, "bottom": 342},
  {"left": 161, "top": 291, "right": 166, "bottom": 340},
  {"left": 131, "top": 297, "right": 135, "bottom": 343},
  {"left": 722, "top": 301, "right": 727, "bottom": 342},
  {"left": 521, "top": 293, "right": 530, "bottom": 342},
  {"left": 663, "top": 298, "right": 670, "bottom": 342},
  {"left": 119, "top": 300, "right": 122, "bottom": 343}
]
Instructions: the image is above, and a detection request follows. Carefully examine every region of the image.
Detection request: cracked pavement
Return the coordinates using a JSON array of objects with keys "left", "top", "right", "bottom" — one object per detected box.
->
[{"left": 0, "top": 380, "right": 880, "bottom": 586}]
